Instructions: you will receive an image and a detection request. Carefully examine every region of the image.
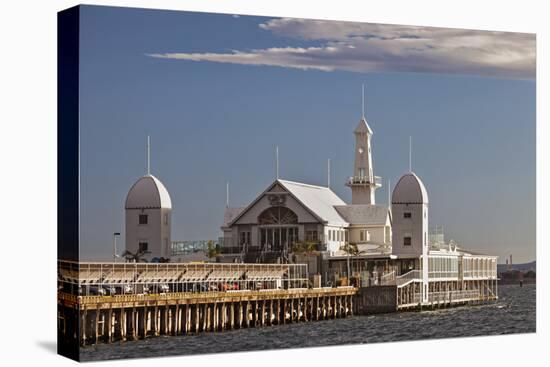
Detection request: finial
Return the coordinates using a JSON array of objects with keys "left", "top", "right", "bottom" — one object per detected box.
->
[
  {"left": 226, "top": 181, "right": 229, "bottom": 208},
  {"left": 147, "top": 135, "right": 151, "bottom": 175},
  {"left": 409, "top": 136, "right": 412, "bottom": 173},
  {"left": 276, "top": 145, "right": 279, "bottom": 180},
  {"left": 327, "top": 158, "right": 331, "bottom": 188},
  {"left": 362, "top": 83, "right": 365, "bottom": 119}
]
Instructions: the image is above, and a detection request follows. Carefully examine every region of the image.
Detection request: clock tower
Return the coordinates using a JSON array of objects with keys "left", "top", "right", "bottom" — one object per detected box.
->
[{"left": 346, "top": 116, "right": 381, "bottom": 204}]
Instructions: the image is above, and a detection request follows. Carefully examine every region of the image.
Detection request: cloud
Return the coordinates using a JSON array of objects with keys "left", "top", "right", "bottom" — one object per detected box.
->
[{"left": 148, "top": 18, "right": 535, "bottom": 79}]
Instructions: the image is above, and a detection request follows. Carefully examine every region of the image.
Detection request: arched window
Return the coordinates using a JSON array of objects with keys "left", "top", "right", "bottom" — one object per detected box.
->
[{"left": 258, "top": 206, "right": 298, "bottom": 225}]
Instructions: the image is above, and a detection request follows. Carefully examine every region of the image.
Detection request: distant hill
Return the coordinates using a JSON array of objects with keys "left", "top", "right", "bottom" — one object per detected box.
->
[{"left": 497, "top": 261, "right": 536, "bottom": 274}]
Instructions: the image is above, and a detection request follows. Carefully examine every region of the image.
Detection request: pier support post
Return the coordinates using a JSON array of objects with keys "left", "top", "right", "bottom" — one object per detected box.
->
[
  {"left": 261, "top": 300, "right": 265, "bottom": 326},
  {"left": 108, "top": 308, "right": 113, "bottom": 343},
  {"left": 94, "top": 310, "right": 99, "bottom": 345},
  {"left": 81, "top": 310, "right": 87, "bottom": 346}
]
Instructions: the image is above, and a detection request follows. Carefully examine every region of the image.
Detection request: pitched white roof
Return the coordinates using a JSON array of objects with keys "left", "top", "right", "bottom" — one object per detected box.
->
[
  {"left": 334, "top": 204, "right": 390, "bottom": 225},
  {"left": 125, "top": 174, "right": 172, "bottom": 209},
  {"left": 392, "top": 172, "right": 429, "bottom": 204},
  {"left": 277, "top": 179, "right": 348, "bottom": 225}
]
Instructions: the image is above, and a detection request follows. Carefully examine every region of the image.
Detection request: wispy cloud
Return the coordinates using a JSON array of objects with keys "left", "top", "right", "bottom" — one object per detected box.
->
[{"left": 147, "top": 18, "right": 535, "bottom": 79}]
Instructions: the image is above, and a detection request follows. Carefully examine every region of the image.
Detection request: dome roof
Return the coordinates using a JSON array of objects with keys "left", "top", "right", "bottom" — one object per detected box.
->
[
  {"left": 392, "top": 172, "right": 429, "bottom": 204},
  {"left": 125, "top": 174, "right": 172, "bottom": 209}
]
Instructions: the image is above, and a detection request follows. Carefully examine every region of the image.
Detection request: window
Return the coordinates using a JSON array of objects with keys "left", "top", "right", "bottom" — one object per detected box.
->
[
  {"left": 359, "top": 230, "right": 370, "bottom": 242},
  {"left": 138, "top": 242, "right": 148, "bottom": 252},
  {"left": 139, "top": 214, "right": 148, "bottom": 225},
  {"left": 305, "top": 230, "right": 318, "bottom": 242},
  {"left": 358, "top": 168, "right": 366, "bottom": 177},
  {"left": 404, "top": 236, "right": 412, "bottom": 246},
  {"left": 240, "top": 231, "right": 251, "bottom": 246},
  {"left": 164, "top": 214, "right": 168, "bottom": 225},
  {"left": 404, "top": 212, "right": 412, "bottom": 218}
]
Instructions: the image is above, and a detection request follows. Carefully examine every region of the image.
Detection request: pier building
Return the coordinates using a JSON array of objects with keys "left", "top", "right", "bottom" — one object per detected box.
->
[{"left": 217, "top": 92, "right": 498, "bottom": 307}]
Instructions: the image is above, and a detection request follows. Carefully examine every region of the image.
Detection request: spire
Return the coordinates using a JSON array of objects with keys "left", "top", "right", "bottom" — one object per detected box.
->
[
  {"left": 327, "top": 158, "right": 331, "bottom": 188},
  {"left": 276, "top": 145, "right": 279, "bottom": 180},
  {"left": 362, "top": 83, "right": 365, "bottom": 119},
  {"left": 409, "top": 136, "right": 412, "bottom": 173},
  {"left": 226, "top": 181, "right": 229, "bottom": 208},
  {"left": 355, "top": 84, "right": 373, "bottom": 135},
  {"left": 147, "top": 135, "right": 151, "bottom": 175}
]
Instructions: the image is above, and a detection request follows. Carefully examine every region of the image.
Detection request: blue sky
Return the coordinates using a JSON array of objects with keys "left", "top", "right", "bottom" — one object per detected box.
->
[{"left": 78, "top": 5, "right": 535, "bottom": 263}]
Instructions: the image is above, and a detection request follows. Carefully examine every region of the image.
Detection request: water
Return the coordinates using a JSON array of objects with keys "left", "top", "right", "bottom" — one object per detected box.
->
[{"left": 80, "top": 284, "right": 536, "bottom": 361}]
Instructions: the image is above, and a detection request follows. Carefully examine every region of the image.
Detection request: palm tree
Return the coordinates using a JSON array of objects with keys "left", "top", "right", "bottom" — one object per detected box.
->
[
  {"left": 121, "top": 248, "right": 151, "bottom": 263},
  {"left": 291, "top": 241, "right": 318, "bottom": 263},
  {"left": 341, "top": 242, "right": 365, "bottom": 285}
]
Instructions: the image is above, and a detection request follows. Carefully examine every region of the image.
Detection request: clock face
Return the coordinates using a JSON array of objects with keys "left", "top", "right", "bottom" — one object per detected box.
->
[{"left": 358, "top": 147, "right": 364, "bottom": 154}]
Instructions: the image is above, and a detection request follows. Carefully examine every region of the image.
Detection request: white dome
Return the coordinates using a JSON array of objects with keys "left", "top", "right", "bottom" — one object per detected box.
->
[
  {"left": 392, "top": 172, "right": 429, "bottom": 204},
  {"left": 125, "top": 174, "right": 172, "bottom": 209}
]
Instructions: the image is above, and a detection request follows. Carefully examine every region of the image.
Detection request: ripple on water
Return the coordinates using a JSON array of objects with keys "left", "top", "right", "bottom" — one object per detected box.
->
[{"left": 80, "top": 284, "right": 535, "bottom": 361}]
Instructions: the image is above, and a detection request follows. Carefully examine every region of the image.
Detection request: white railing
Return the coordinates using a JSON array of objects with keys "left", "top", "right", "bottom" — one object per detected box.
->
[
  {"left": 428, "top": 289, "right": 481, "bottom": 303},
  {"left": 463, "top": 270, "right": 497, "bottom": 279},
  {"left": 379, "top": 271, "right": 396, "bottom": 285},
  {"left": 428, "top": 271, "right": 459, "bottom": 279},
  {"left": 396, "top": 270, "right": 422, "bottom": 287}
]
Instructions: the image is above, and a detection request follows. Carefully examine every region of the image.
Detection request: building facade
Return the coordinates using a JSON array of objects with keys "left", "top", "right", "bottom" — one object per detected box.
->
[{"left": 125, "top": 174, "right": 172, "bottom": 261}]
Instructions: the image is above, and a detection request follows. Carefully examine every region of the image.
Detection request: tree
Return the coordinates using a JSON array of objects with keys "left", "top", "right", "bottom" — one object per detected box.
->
[
  {"left": 207, "top": 240, "right": 220, "bottom": 261},
  {"left": 121, "top": 248, "right": 150, "bottom": 263},
  {"left": 341, "top": 242, "right": 365, "bottom": 284},
  {"left": 291, "top": 241, "right": 318, "bottom": 264}
]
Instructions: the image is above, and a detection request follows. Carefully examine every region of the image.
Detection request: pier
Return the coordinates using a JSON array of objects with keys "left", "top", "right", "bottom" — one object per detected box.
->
[
  {"left": 57, "top": 259, "right": 498, "bottom": 349},
  {"left": 58, "top": 261, "right": 357, "bottom": 347}
]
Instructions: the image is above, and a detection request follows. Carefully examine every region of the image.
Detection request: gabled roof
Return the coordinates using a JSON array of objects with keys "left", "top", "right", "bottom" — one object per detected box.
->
[
  {"left": 226, "top": 179, "right": 349, "bottom": 227},
  {"left": 334, "top": 204, "right": 390, "bottom": 225},
  {"left": 125, "top": 174, "right": 172, "bottom": 209},
  {"left": 355, "top": 117, "right": 373, "bottom": 135},
  {"left": 222, "top": 207, "right": 245, "bottom": 227},
  {"left": 278, "top": 180, "right": 348, "bottom": 225}
]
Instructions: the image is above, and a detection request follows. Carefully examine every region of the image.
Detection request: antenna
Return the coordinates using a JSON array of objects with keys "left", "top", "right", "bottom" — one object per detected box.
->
[
  {"left": 409, "top": 136, "right": 412, "bottom": 173},
  {"left": 362, "top": 83, "right": 365, "bottom": 119},
  {"left": 327, "top": 158, "right": 331, "bottom": 188},
  {"left": 226, "top": 182, "right": 229, "bottom": 208},
  {"left": 276, "top": 145, "right": 279, "bottom": 180},
  {"left": 147, "top": 135, "right": 151, "bottom": 175}
]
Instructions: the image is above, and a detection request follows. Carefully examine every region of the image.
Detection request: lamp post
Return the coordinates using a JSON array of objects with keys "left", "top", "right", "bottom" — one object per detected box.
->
[{"left": 113, "top": 232, "right": 121, "bottom": 263}]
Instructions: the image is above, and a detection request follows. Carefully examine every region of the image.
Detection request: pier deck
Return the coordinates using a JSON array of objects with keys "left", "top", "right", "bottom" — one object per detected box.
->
[{"left": 58, "top": 286, "right": 357, "bottom": 347}]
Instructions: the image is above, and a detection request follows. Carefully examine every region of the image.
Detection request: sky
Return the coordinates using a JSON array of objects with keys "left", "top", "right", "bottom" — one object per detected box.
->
[{"left": 78, "top": 5, "right": 536, "bottom": 263}]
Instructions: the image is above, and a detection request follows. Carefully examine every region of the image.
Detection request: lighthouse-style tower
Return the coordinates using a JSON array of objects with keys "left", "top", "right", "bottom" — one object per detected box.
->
[
  {"left": 124, "top": 137, "right": 172, "bottom": 262},
  {"left": 346, "top": 86, "right": 382, "bottom": 204}
]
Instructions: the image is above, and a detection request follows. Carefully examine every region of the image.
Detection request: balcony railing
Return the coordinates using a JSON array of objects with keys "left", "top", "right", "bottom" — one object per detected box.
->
[
  {"left": 346, "top": 175, "right": 382, "bottom": 187},
  {"left": 396, "top": 270, "right": 422, "bottom": 287}
]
